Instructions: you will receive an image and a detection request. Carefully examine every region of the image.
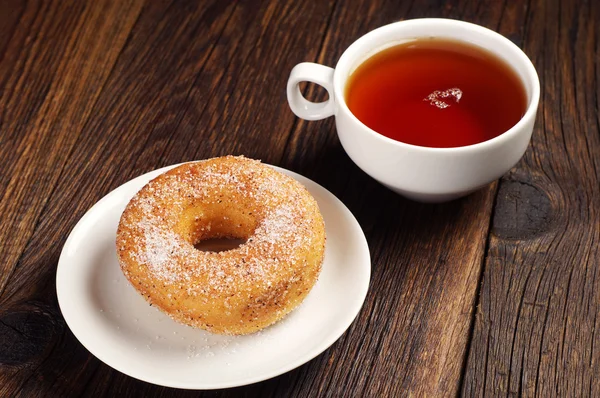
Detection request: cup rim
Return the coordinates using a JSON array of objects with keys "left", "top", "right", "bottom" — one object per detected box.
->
[{"left": 333, "top": 18, "right": 541, "bottom": 153}]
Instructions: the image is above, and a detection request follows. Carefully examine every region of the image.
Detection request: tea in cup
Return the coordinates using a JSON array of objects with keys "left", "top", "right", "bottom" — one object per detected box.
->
[{"left": 287, "top": 18, "right": 540, "bottom": 202}]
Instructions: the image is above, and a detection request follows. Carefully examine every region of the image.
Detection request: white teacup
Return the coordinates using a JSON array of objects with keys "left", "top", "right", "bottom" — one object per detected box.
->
[{"left": 287, "top": 18, "right": 540, "bottom": 202}]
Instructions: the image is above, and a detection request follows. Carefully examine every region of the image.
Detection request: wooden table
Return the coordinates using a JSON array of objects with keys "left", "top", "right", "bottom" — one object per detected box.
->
[{"left": 0, "top": 0, "right": 598, "bottom": 396}]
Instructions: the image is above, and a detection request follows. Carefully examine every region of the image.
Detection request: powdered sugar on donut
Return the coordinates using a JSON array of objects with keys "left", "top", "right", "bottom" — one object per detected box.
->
[
  {"left": 135, "top": 222, "right": 191, "bottom": 283},
  {"left": 116, "top": 156, "right": 325, "bottom": 329}
]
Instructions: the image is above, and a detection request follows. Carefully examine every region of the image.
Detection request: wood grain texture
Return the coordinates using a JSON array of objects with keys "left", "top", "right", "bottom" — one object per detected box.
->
[
  {"left": 462, "top": 0, "right": 600, "bottom": 396},
  {"left": 0, "top": 0, "right": 145, "bottom": 297},
  {"left": 0, "top": 0, "right": 597, "bottom": 396},
  {"left": 0, "top": 0, "right": 146, "bottom": 396}
]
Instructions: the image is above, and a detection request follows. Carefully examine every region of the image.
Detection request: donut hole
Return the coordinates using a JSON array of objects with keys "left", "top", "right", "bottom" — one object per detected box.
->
[
  {"left": 176, "top": 202, "right": 258, "bottom": 253},
  {"left": 194, "top": 238, "right": 247, "bottom": 253}
]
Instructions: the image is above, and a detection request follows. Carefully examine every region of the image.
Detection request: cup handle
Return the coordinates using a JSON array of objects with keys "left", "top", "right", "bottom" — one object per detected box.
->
[{"left": 287, "top": 62, "right": 335, "bottom": 120}]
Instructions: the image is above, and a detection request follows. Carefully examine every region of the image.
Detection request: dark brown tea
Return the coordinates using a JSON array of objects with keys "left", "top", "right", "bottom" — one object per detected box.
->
[{"left": 345, "top": 39, "right": 527, "bottom": 148}]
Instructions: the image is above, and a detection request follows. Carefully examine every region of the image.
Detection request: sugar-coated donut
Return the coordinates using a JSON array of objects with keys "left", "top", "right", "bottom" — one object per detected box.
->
[{"left": 116, "top": 156, "right": 325, "bottom": 335}]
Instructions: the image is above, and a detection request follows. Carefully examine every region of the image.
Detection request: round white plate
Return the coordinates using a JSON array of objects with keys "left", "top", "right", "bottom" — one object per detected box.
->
[{"left": 56, "top": 163, "right": 371, "bottom": 389}]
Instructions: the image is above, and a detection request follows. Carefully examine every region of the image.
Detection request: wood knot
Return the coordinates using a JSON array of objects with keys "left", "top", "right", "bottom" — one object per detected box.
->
[
  {"left": 0, "top": 304, "right": 62, "bottom": 366},
  {"left": 491, "top": 180, "right": 553, "bottom": 240}
]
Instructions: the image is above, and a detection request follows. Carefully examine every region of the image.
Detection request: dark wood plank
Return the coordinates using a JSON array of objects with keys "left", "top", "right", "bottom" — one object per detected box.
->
[
  {"left": 130, "top": 0, "right": 337, "bottom": 174},
  {"left": 0, "top": 0, "right": 26, "bottom": 66},
  {"left": 0, "top": 0, "right": 85, "bottom": 192},
  {"left": 0, "top": 0, "right": 145, "bottom": 298},
  {"left": 0, "top": 0, "right": 81, "bottom": 203},
  {"left": 462, "top": 0, "right": 600, "bottom": 396},
  {"left": 0, "top": 2, "right": 146, "bottom": 395}
]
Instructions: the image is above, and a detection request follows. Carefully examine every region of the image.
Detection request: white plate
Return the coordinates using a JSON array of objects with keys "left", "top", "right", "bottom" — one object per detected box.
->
[{"left": 56, "top": 163, "right": 371, "bottom": 389}]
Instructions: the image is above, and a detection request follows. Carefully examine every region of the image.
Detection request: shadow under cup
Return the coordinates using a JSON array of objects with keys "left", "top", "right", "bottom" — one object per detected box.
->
[{"left": 287, "top": 18, "right": 540, "bottom": 203}]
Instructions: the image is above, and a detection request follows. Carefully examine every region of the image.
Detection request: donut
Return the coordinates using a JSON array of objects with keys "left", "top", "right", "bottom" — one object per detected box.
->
[{"left": 116, "top": 156, "right": 325, "bottom": 335}]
